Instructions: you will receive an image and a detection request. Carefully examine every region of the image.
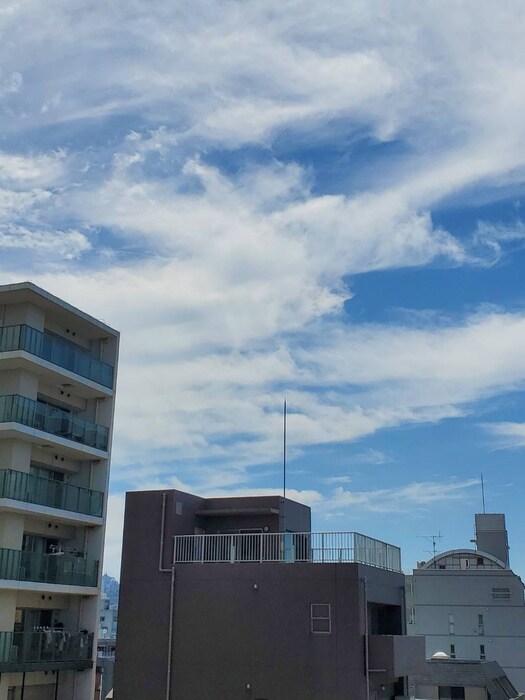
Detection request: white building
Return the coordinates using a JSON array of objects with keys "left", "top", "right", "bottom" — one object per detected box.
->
[
  {"left": 0, "top": 282, "right": 119, "bottom": 700},
  {"left": 407, "top": 514, "right": 525, "bottom": 693}
]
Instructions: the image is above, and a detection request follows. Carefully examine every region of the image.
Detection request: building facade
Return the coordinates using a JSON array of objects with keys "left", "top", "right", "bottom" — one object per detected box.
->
[
  {"left": 115, "top": 489, "right": 424, "bottom": 700},
  {"left": 0, "top": 282, "right": 119, "bottom": 699},
  {"left": 406, "top": 514, "right": 525, "bottom": 693},
  {"left": 411, "top": 658, "right": 522, "bottom": 700}
]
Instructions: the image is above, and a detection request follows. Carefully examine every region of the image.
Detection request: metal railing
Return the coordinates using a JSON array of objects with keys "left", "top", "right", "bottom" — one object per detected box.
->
[
  {"left": 0, "top": 469, "right": 103, "bottom": 517},
  {"left": 173, "top": 531, "right": 401, "bottom": 571},
  {"left": 0, "top": 324, "right": 114, "bottom": 389},
  {"left": 0, "top": 547, "right": 99, "bottom": 587},
  {"left": 0, "top": 630, "right": 93, "bottom": 669},
  {"left": 0, "top": 395, "right": 109, "bottom": 451}
]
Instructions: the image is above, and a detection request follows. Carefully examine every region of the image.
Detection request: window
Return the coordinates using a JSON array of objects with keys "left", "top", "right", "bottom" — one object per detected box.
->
[
  {"left": 477, "top": 557, "right": 484, "bottom": 566},
  {"left": 406, "top": 579, "right": 413, "bottom": 595},
  {"left": 480, "top": 644, "right": 486, "bottom": 660},
  {"left": 492, "top": 587, "right": 511, "bottom": 600},
  {"left": 311, "top": 603, "right": 331, "bottom": 634},
  {"left": 175, "top": 501, "right": 183, "bottom": 515},
  {"left": 478, "top": 614, "right": 484, "bottom": 635},
  {"left": 450, "top": 643, "right": 456, "bottom": 659},
  {"left": 408, "top": 607, "right": 416, "bottom": 625},
  {"left": 449, "top": 613, "right": 455, "bottom": 635},
  {"left": 439, "top": 687, "right": 465, "bottom": 699}
]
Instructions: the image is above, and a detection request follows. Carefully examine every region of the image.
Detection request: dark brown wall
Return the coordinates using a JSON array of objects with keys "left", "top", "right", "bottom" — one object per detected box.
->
[
  {"left": 114, "top": 489, "right": 404, "bottom": 700},
  {"left": 170, "top": 562, "right": 369, "bottom": 700},
  {"left": 114, "top": 489, "right": 204, "bottom": 699}
]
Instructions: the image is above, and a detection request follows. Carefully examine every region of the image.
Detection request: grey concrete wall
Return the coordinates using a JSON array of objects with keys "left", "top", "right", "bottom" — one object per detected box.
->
[{"left": 407, "top": 568, "right": 525, "bottom": 692}]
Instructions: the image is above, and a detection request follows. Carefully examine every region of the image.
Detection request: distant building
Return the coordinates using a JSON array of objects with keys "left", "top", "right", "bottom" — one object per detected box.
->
[
  {"left": 406, "top": 514, "right": 525, "bottom": 692},
  {"left": 101, "top": 573, "right": 119, "bottom": 609},
  {"left": 98, "top": 593, "right": 118, "bottom": 639},
  {"left": 96, "top": 638, "right": 116, "bottom": 700},
  {"left": 411, "top": 656, "right": 523, "bottom": 699},
  {"left": 115, "top": 489, "right": 424, "bottom": 699}
]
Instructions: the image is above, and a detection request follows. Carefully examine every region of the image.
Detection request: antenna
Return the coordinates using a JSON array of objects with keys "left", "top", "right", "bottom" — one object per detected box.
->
[
  {"left": 283, "top": 397, "right": 287, "bottom": 501},
  {"left": 419, "top": 533, "right": 443, "bottom": 568},
  {"left": 481, "top": 473, "right": 486, "bottom": 514},
  {"left": 283, "top": 397, "right": 287, "bottom": 533}
]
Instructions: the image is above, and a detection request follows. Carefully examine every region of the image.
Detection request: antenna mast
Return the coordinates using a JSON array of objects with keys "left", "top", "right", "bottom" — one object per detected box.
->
[
  {"left": 481, "top": 473, "right": 486, "bottom": 514},
  {"left": 283, "top": 397, "right": 287, "bottom": 501},
  {"left": 419, "top": 532, "right": 443, "bottom": 568}
]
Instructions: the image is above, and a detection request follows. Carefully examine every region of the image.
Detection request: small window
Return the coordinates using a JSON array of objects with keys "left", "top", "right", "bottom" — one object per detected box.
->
[
  {"left": 478, "top": 614, "right": 484, "bottom": 635},
  {"left": 477, "top": 557, "right": 484, "bottom": 566},
  {"left": 408, "top": 607, "right": 416, "bottom": 625},
  {"left": 480, "top": 644, "right": 486, "bottom": 660},
  {"left": 175, "top": 501, "right": 183, "bottom": 516},
  {"left": 450, "top": 643, "right": 456, "bottom": 659},
  {"left": 311, "top": 603, "right": 331, "bottom": 634},
  {"left": 449, "top": 613, "right": 455, "bottom": 635},
  {"left": 492, "top": 587, "right": 510, "bottom": 600}
]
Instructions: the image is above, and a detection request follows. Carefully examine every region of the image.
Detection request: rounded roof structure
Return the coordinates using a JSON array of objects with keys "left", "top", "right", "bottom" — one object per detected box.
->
[{"left": 420, "top": 548, "right": 507, "bottom": 570}]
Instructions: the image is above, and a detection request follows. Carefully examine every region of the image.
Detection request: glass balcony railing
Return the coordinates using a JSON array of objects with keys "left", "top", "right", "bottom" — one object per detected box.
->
[
  {"left": 0, "top": 469, "right": 103, "bottom": 518},
  {"left": 0, "top": 547, "right": 99, "bottom": 587},
  {"left": 0, "top": 324, "right": 114, "bottom": 389},
  {"left": 0, "top": 395, "right": 109, "bottom": 451},
  {"left": 0, "top": 630, "right": 93, "bottom": 671}
]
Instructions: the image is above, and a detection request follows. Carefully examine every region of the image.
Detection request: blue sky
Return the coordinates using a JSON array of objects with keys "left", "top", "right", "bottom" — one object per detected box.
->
[{"left": 1, "top": 1, "right": 525, "bottom": 579}]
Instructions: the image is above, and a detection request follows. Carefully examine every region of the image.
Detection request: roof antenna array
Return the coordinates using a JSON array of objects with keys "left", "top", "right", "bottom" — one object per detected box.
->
[{"left": 419, "top": 532, "right": 443, "bottom": 568}]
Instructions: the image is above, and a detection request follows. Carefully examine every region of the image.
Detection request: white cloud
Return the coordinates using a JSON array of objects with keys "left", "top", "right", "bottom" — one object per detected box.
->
[
  {"left": 327, "top": 478, "right": 480, "bottom": 514},
  {"left": 483, "top": 422, "right": 525, "bottom": 450},
  {"left": 0, "top": 226, "right": 90, "bottom": 258},
  {"left": 0, "top": 151, "right": 65, "bottom": 185},
  {"left": 2, "top": 0, "right": 525, "bottom": 572}
]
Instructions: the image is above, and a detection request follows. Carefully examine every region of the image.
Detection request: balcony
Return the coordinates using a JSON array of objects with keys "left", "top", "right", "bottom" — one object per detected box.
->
[
  {"left": 0, "top": 324, "right": 114, "bottom": 389},
  {"left": 0, "top": 630, "right": 93, "bottom": 672},
  {"left": 0, "top": 469, "right": 103, "bottom": 518},
  {"left": 0, "top": 547, "right": 99, "bottom": 588},
  {"left": 173, "top": 531, "right": 401, "bottom": 572},
  {"left": 0, "top": 395, "right": 108, "bottom": 452}
]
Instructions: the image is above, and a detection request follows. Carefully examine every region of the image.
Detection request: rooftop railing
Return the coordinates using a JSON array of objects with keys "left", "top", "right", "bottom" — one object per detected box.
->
[
  {"left": 0, "top": 469, "right": 103, "bottom": 518},
  {"left": 173, "top": 531, "right": 401, "bottom": 572},
  {"left": 0, "top": 395, "right": 109, "bottom": 452},
  {"left": 0, "top": 547, "right": 99, "bottom": 587},
  {"left": 0, "top": 324, "right": 114, "bottom": 389},
  {"left": 0, "top": 630, "right": 93, "bottom": 671}
]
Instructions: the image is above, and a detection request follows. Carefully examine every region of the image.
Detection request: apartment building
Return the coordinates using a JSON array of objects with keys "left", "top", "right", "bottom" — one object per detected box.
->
[
  {"left": 406, "top": 514, "right": 525, "bottom": 692},
  {"left": 0, "top": 282, "right": 119, "bottom": 700},
  {"left": 115, "top": 489, "right": 424, "bottom": 700}
]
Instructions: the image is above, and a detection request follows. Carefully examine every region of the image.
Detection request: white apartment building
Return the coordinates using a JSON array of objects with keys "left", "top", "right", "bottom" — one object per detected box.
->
[
  {"left": 0, "top": 282, "right": 119, "bottom": 700},
  {"left": 406, "top": 514, "right": 525, "bottom": 693}
]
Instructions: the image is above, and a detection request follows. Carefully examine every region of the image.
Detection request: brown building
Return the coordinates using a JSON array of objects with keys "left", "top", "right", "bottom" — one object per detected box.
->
[{"left": 114, "top": 489, "right": 424, "bottom": 700}]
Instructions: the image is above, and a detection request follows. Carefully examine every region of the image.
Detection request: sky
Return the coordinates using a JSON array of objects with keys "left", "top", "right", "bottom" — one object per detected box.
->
[{"left": 1, "top": 1, "right": 525, "bottom": 580}]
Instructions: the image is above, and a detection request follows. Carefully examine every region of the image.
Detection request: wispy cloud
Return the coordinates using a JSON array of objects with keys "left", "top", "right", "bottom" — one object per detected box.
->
[
  {"left": 483, "top": 422, "right": 525, "bottom": 450},
  {"left": 326, "top": 478, "right": 480, "bottom": 514},
  {"left": 3, "top": 1, "right": 525, "bottom": 574}
]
